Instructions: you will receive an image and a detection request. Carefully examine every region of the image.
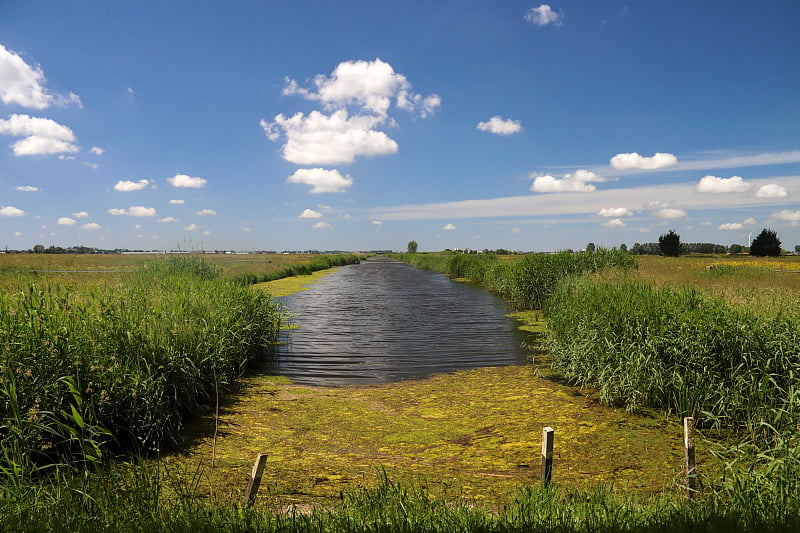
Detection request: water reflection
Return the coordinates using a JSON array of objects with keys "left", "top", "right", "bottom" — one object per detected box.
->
[{"left": 272, "top": 256, "right": 533, "bottom": 385}]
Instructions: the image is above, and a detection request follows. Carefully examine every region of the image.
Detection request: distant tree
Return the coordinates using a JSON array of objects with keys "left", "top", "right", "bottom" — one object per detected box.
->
[
  {"left": 658, "top": 230, "right": 681, "bottom": 257},
  {"left": 32, "top": 244, "right": 45, "bottom": 254},
  {"left": 407, "top": 240, "right": 418, "bottom": 253},
  {"left": 795, "top": 244, "right": 800, "bottom": 254},
  {"left": 750, "top": 229, "right": 781, "bottom": 257},
  {"left": 585, "top": 242, "right": 596, "bottom": 252},
  {"left": 729, "top": 243, "right": 744, "bottom": 254},
  {"left": 620, "top": 243, "right": 628, "bottom": 253}
]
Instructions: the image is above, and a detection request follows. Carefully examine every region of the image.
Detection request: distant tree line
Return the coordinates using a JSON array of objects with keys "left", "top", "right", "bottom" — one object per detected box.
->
[{"left": 626, "top": 228, "right": 788, "bottom": 256}]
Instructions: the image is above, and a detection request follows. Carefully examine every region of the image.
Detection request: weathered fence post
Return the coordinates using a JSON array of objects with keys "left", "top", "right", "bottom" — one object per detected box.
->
[
  {"left": 243, "top": 453, "right": 268, "bottom": 507},
  {"left": 541, "top": 426, "right": 554, "bottom": 486},
  {"left": 684, "top": 417, "right": 696, "bottom": 499}
]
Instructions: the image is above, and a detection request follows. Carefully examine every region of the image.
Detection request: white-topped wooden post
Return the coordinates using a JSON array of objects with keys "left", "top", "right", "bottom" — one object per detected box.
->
[
  {"left": 541, "top": 426, "right": 554, "bottom": 486},
  {"left": 684, "top": 417, "right": 696, "bottom": 499}
]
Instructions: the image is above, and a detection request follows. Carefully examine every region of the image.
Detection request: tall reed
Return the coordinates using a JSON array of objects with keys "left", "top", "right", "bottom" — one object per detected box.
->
[
  {"left": 544, "top": 277, "right": 800, "bottom": 432},
  {"left": 393, "top": 249, "right": 636, "bottom": 308},
  {"left": 0, "top": 257, "right": 281, "bottom": 485},
  {"left": 232, "top": 253, "right": 362, "bottom": 285}
]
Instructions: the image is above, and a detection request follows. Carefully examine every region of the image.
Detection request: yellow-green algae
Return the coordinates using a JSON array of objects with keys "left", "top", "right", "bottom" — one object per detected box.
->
[
  {"left": 170, "top": 368, "right": 691, "bottom": 510},
  {"left": 165, "top": 268, "right": 698, "bottom": 510},
  {"left": 254, "top": 267, "right": 338, "bottom": 297}
]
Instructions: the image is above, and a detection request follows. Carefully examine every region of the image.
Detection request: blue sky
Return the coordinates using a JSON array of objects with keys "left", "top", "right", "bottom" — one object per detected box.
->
[{"left": 1, "top": 1, "right": 798, "bottom": 252}]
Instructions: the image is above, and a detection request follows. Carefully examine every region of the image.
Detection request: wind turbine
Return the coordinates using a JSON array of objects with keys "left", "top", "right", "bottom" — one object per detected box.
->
[{"left": 742, "top": 231, "right": 753, "bottom": 247}]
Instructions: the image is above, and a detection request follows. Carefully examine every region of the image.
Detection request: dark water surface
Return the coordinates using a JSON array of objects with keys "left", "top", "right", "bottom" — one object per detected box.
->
[{"left": 272, "top": 256, "right": 533, "bottom": 386}]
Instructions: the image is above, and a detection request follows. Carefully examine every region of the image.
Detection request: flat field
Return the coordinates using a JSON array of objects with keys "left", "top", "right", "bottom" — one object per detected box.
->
[
  {"left": 0, "top": 252, "right": 333, "bottom": 291},
  {"left": 599, "top": 254, "right": 800, "bottom": 318}
]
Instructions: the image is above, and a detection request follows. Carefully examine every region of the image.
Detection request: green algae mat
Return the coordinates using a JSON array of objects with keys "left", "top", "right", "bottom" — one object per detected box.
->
[
  {"left": 170, "top": 365, "right": 689, "bottom": 510},
  {"left": 166, "top": 268, "right": 691, "bottom": 510}
]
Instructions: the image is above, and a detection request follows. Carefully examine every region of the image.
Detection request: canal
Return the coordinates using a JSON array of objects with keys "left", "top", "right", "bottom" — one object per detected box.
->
[{"left": 273, "top": 256, "right": 534, "bottom": 385}]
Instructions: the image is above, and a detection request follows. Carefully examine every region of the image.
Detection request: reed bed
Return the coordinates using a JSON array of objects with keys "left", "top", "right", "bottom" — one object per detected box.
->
[
  {"left": 0, "top": 257, "right": 281, "bottom": 490},
  {"left": 231, "top": 253, "right": 361, "bottom": 285},
  {"left": 544, "top": 278, "right": 800, "bottom": 432},
  {"left": 392, "top": 249, "right": 635, "bottom": 308}
]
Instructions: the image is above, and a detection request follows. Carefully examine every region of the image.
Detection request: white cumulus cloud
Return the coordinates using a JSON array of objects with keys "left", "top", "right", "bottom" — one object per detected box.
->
[
  {"left": 107, "top": 206, "right": 156, "bottom": 217},
  {"left": 443, "top": 223, "right": 456, "bottom": 230},
  {"left": 283, "top": 58, "right": 439, "bottom": 119},
  {"left": 696, "top": 175, "right": 750, "bottom": 193},
  {"left": 371, "top": 220, "right": 383, "bottom": 226},
  {"left": 0, "top": 205, "right": 25, "bottom": 217},
  {"left": 756, "top": 184, "right": 788, "bottom": 198},
  {"left": 719, "top": 222, "right": 743, "bottom": 230},
  {"left": 196, "top": 209, "right": 216, "bottom": 216},
  {"left": 531, "top": 169, "right": 607, "bottom": 193},
  {"left": 477, "top": 116, "right": 522, "bottom": 135},
  {"left": 114, "top": 179, "right": 150, "bottom": 192},
  {"left": 262, "top": 111, "right": 398, "bottom": 165},
  {"left": 287, "top": 168, "right": 354, "bottom": 194},
  {"left": 72, "top": 211, "right": 88, "bottom": 218},
  {"left": 169, "top": 199, "right": 185, "bottom": 205},
  {"left": 602, "top": 218, "right": 626, "bottom": 228},
  {"left": 57, "top": 217, "right": 76, "bottom": 225},
  {"left": 610, "top": 152, "right": 678, "bottom": 170},
  {"left": 0, "top": 45, "right": 81, "bottom": 109},
  {"left": 772, "top": 209, "right": 800, "bottom": 222},
  {"left": 743, "top": 218, "right": 757, "bottom": 225},
  {"left": 90, "top": 146, "right": 104, "bottom": 155},
  {"left": 158, "top": 217, "right": 178, "bottom": 223},
  {"left": 299, "top": 209, "right": 323, "bottom": 219},
  {"left": 16, "top": 185, "right": 38, "bottom": 192},
  {"left": 597, "top": 207, "right": 633, "bottom": 217},
  {"left": 184, "top": 223, "right": 198, "bottom": 231},
  {"left": 524, "top": 4, "right": 563, "bottom": 26},
  {"left": 168, "top": 174, "right": 207, "bottom": 188},
  {"left": 655, "top": 208, "right": 687, "bottom": 219},
  {"left": 0, "top": 113, "right": 79, "bottom": 156},
  {"left": 312, "top": 221, "right": 331, "bottom": 229},
  {"left": 81, "top": 222, "right": 101, "bottom": 230},
  {"left": 264, "top": 59, "right": 437, "bottom": 165}
]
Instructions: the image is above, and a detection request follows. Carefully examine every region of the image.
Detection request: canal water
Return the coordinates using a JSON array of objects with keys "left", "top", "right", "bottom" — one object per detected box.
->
[{"left": 272, "top": 256, "right": 534, "bottom": 386}]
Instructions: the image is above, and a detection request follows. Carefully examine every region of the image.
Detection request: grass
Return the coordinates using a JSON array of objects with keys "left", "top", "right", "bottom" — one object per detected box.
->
[
  {"left": 544, "top": 277, "right": 800, "bottom": 432},
  {"left": 0, "top": 256, "right": 283, "bottom": 486},
  {"left": 3, "top": 462, "right": 800, "bottom": 532},
  {"left": 392, "top": 249, "right": 635, "bottom": 308},
  {"left": 0, "top": 252, "right": 362, "bottom": 292},
  {"left": 5, "top": 251, "right": 800, "bottom": 529}
]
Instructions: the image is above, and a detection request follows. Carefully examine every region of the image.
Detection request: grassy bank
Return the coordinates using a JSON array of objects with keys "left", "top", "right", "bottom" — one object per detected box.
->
[
  {"left": 3, "top": 463, "right": 800, "bottom": 532},
  {"left": 545, "top": 278, "right": 800, "bottom": 431},
  {"left": 0, "top": 256, "right": 282, "bottom": 490},
  {"left": 390, "top": 250, "right": 635, "bottom": 308},
  {"left": 231, "top": 253, "right": 362, "bottom": 285},
  {"left": 0, "top": 252, "right": 363, "bottom": 292}
]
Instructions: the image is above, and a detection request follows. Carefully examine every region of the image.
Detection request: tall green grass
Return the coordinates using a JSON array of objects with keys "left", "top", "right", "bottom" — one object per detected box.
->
[
  {"left": 232, "top": 253, "right": 362, "bottom": 285},
  {"left": 393, "top": 250, "right": 636, "bottom": 308},
  {"left": 3, "top": 462, "right": 800, "bottom": 532},
  {"left": 0, "top": 257, "right": 281, "bottom": 489},
  {"left": 544, "top": 278, "right": 800, "bottom": 432}
]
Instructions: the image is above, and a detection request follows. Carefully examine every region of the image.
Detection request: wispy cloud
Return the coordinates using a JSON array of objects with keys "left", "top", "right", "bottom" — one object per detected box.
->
[
  {"left": 364, "top": 175, "right": 798, "bottom": 221},
  {"left": 524, "top": 4, "right": 563, "bottom": 26}
]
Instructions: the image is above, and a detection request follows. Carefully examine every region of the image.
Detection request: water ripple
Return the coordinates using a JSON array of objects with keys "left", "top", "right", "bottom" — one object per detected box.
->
[{"left": 272, "top": 256, "right": 532, "bottom": 385}]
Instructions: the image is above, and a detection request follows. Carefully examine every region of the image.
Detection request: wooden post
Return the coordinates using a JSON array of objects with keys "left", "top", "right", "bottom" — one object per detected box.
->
[
  {"left": 243, "top": 453, "right": 268, "bottom": 507},
  {"left": 541, "top": 426, "right": 554, "bottom": 486},
  {"left": 684, "top": 417, "right": 696, "bottom": 499}
]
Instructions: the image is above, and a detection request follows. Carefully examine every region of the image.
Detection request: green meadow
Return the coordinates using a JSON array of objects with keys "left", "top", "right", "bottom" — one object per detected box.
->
[{"left": 2, "top": 251, "right": 800, "bottom": 531}]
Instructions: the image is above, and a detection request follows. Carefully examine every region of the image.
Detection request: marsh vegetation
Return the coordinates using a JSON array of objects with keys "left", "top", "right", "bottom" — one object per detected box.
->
[{"left": 2, "top": 250, "right": 800, "bottom": 531}]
